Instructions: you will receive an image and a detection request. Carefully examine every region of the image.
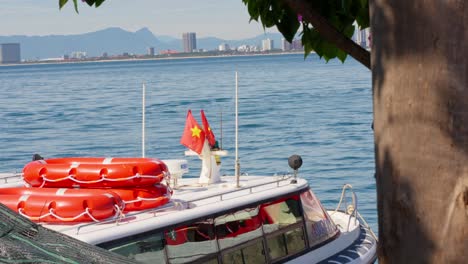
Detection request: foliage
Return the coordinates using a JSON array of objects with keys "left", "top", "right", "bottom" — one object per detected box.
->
[
  {"left": 59, "top": 0, "right": 106, "bottom": 13},
  {"left": 59, "top": 0, "right": 369, "bottom": 63},
  {"left": 242, "top": 0, "right": 369, "bottom": 62}
]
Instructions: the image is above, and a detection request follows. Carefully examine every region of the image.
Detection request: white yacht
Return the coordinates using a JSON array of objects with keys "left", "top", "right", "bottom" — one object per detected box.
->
[{"left": 0, "top": 151, "right": 377, "bottom": 264}]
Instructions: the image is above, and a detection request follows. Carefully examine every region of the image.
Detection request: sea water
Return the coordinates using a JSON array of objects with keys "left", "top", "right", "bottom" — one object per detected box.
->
[{"left": 0, "top": 53, "right": 376, "bottom": 232}]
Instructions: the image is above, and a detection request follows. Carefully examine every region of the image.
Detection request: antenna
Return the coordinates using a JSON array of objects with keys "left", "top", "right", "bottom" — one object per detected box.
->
[
  {"left": 220, "top": 109, "right": 223, "bottom": 150},
  {"left": 235, "top": 72, "right": 240, "bottom": 187},
  {"left": 142, "top": 83, "right": 146, "bottom": 158}
]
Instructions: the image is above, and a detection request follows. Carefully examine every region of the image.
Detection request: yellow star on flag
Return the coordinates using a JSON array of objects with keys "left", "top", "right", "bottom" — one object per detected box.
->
[{"left": 191, "top": 126, "right": 202, "bottom": 138}]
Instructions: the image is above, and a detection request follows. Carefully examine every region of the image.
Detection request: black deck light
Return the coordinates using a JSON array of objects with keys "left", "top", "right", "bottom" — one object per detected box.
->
[
  {"left": 32, "top": 154, "right": 44, "bottom": 161},
  {"left": 288, "top": 155, "right": 302, "bottom": 184}
]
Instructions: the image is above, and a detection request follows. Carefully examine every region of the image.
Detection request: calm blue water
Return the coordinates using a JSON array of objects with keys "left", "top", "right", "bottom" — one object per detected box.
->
[{"left": 0, "top": 53, "right": 376, "bottom": 231}]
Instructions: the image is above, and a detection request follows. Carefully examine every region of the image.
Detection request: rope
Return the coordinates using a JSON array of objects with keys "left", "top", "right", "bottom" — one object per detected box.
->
[
  {"left": 332, "top": 183, "right": 354, "bottom": 214},
  {"left": 18, "top": 205, "right": 124, "bottom": 223},
  {"left": 123, "top": 194, "right": 169, "bottom": 205},
  {"left": 40, "top": 173, "right": 164, "bottom": 185}
]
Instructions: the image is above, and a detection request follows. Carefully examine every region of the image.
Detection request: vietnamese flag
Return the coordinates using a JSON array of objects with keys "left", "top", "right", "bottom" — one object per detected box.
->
[
  {"left": 201, "top": 110, "right": 216, "bottom": 148},
  {"left": 180, "top": 110, "right": 206, "bottom": 154}
]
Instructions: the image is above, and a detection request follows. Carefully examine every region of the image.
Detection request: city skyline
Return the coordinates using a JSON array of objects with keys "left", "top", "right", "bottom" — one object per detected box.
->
[
  {"left": 0, "top": 25, "right": 371, "bottom": 62},
  {"left": 0, "top": 0, "right": 278, "bottom": 40}
]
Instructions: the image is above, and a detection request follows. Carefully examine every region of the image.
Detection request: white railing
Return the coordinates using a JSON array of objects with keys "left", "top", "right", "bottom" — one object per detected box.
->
[
  {"left": 184, "top": 175, "right": 295, "bottom": 209},
  {"left": 332, "top": 184, "right": 378, "bottom": 241},
  {"left": 0, "top": 173, "right": 23, "bottom": 184},
  {"left": 74, "top": 175, "right": 297, "bottom": 234}
]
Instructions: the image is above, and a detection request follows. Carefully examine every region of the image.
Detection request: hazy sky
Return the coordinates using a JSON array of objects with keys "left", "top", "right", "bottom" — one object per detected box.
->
[{"left": 0, "top": 0, "right": 278, "bottom": 39}]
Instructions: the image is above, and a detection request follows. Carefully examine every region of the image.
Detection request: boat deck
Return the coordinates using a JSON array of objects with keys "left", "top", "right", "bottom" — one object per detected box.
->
[
  {"left": 0, "top": 172, "right": 378, "bottom": 263},
  {"left": 41, "top": 175, "right": 309, "bottom": 245}
]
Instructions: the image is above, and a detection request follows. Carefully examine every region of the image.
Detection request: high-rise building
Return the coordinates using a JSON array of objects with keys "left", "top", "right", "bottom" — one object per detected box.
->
[
  {"left": 218, "top": 43, "right": 230, "bottom": 51},
  {"left": 359, "top": 30, "right": 367, "bottom": 48},
  {"left": 0, "top": 43, "right": 21, "bottom": 64},
  {"left": 148, "top": 47, "right": 155, "bottom": 56},
  {"left": 291, "top": 39, "right": 303, "bottom": 50},
  {"left": 354, "top": 28, "right": 370, "bottom": 48},
  {"left": 281, "top": 38, "right": 291, "bottom": 51},
  {"left": 262, "top": 38, "right": 274, "bottom": 51},
  {"left": 70, "top": 51, "right": 87, "bottom": 59},
  {"left": 182, "top": 32, "right": 197, "bottom": 53}
]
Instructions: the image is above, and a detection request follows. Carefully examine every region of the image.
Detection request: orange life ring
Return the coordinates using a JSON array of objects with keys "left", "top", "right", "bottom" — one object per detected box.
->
[
  {"left": 0, "top": 187, "right": 124, "bottom": 223},
  {"left": 23, "top": 157, "right": 168, "bottom": 188},
  {"left": 111, "top": 184, "right": 172, "bottom": 211}
]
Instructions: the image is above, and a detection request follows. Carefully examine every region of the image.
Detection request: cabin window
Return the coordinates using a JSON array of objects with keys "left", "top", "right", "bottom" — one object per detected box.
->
[
  {"left": 266, "top": 227, "right": 306, "bottom": 261},
  {"left": 300, "top": 190, "right": 339, "bottom": 247},
  {"left": 215, "top": 206, "right": 263, "bottom": 250},
  {"left": 164, "top": 220, "right": 217, "bottom": 264},
  {"left": 100, "top": 190, "right": 336, "bottom": 263},
  {"left": 221, "top": 239, "right": 266, "bottom": 264},
  {"left": 261, "top": 195, "right": 302, "bottom": 234},
  {"left": 103, "top": 232, "right": 166, "bottom": 263}
]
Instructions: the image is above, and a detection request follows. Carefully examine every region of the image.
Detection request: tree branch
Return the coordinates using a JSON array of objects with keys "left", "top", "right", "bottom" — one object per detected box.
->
[{"left": 282, "top": 0, "right": 371, "bottom": 69}]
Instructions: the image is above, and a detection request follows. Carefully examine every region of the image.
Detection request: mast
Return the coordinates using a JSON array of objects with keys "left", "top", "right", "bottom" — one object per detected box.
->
[
  {"left": 142, "top": 83, "right": 146, "bottom": 158},
  {"left": 235, "top": 72, "right": 240, "bottom": 187}
]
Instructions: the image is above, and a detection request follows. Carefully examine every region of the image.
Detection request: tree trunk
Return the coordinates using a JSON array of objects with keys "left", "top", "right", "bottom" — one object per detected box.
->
[{"left": 370, "top": 1, "right": 468, "bottom": 263}]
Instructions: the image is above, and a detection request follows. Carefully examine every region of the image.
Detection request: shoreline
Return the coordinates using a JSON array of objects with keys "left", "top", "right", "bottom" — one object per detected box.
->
[{"left": 0, "top": 51, "right": 306, "bottom": 67}]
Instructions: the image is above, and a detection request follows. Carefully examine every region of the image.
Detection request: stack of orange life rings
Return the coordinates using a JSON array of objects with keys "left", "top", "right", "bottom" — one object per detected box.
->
[{"left": 0, "top": 157, "right": 172, "bottom": 223}]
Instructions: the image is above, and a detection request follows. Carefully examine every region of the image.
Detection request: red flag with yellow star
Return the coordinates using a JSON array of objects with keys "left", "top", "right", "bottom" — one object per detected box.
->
[
  {"left": 180, "top": 110, "right": 206, "bottom": 154},
  {"left": 200, "top": 110, "right": 216, "bottom": 148}
]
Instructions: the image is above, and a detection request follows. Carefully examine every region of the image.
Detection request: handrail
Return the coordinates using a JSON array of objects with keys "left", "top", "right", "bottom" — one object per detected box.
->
[
  {"left": 76, "top": 202, "right": 178, "bottom": 234},
  {"left": 331, "top": 184, "right": 378, "bottom": 241},
  {"left": 332, "top": 184, "right": 358, "bottom": 231},
  {"left": 184, "top": 175, "right": 294, "bottom": 208},
  {"left": 0, "top": 173, "right": 23, "bottom": 184},
  {"left": 74, "top": 175, "right": 297, "bottom": 233}
]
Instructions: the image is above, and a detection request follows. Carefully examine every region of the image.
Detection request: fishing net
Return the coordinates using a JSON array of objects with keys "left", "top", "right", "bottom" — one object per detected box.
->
[{"left": 0, "top": 203, "right": 136, "bottom": 264}]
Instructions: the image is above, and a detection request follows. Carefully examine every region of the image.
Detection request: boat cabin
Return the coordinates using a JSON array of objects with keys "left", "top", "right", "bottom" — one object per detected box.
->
[{"left": 47, "top": 176, "right": 339, "bottom": 264}]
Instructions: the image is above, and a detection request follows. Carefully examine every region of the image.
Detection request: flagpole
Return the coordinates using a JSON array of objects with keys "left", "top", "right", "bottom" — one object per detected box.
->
[
  {"left": 142, "top": 82, "right": 146, "bottom": 158},
  {"left": 235, "top": 72, "right": 240, "bottom": 188}
]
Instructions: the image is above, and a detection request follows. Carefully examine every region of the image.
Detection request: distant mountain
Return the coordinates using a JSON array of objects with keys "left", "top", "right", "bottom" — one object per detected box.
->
[
  {"left": 0, "top": 28, "right": 286, "bottom": 60},
  {"left": 0, "top": 27, "right": 164, "bottom": 60}
]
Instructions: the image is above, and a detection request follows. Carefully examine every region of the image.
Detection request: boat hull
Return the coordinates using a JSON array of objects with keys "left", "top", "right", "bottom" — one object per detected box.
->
[{"left": 287, "top": 211, "right": 377, "bottom": 264}]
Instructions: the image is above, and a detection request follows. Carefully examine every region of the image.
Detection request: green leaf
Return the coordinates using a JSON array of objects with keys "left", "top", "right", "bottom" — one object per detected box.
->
[
  {"left": 336, "top": 49, "right": 348, "bottom": 62},
  {"left": 340, "top": 0, "right": 349, "bottom": 13},
  {"left": 247, "top": 1, "right": 260, "bottom": 21},
  {"left": 328, "top": 15, "right": 342, "bottom": 30},
  {"left": 303, "top": 42, "right": 314, "bottom": 59},
  {"left": 313, "top": 40, "right": 325, "bottom": 59},
  {"left": 301, "top": 27, "right": 314, "bottom": 59},
  {"left": 85, "top": 0, "right": 95, "bottom": 6},
  {"left": 276, "top": 8, "right": 300, "bottom": 42},
  {"left": 302, "top": 27, "right": 325, "bottom": 59},
  {"left": 356, "top": 5, "right": 370, "bottom": 28},
  {"left": 343, "top": 24, "right": 355, "bottom": 38},
  {"left": 261, "top": 10, "right": 276, "bottom": 28},
  {"left": 73, "top": 0, "right": 79, "bottom": 13},
  {"left": 59, "top": 0, "right": 68, "bottom": 9},
  {"left": 95, "top": 0, "right": 106, "bottom": 7},
  {"left": 321, "top": 42, "right": 338, "bottom": 62}
]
